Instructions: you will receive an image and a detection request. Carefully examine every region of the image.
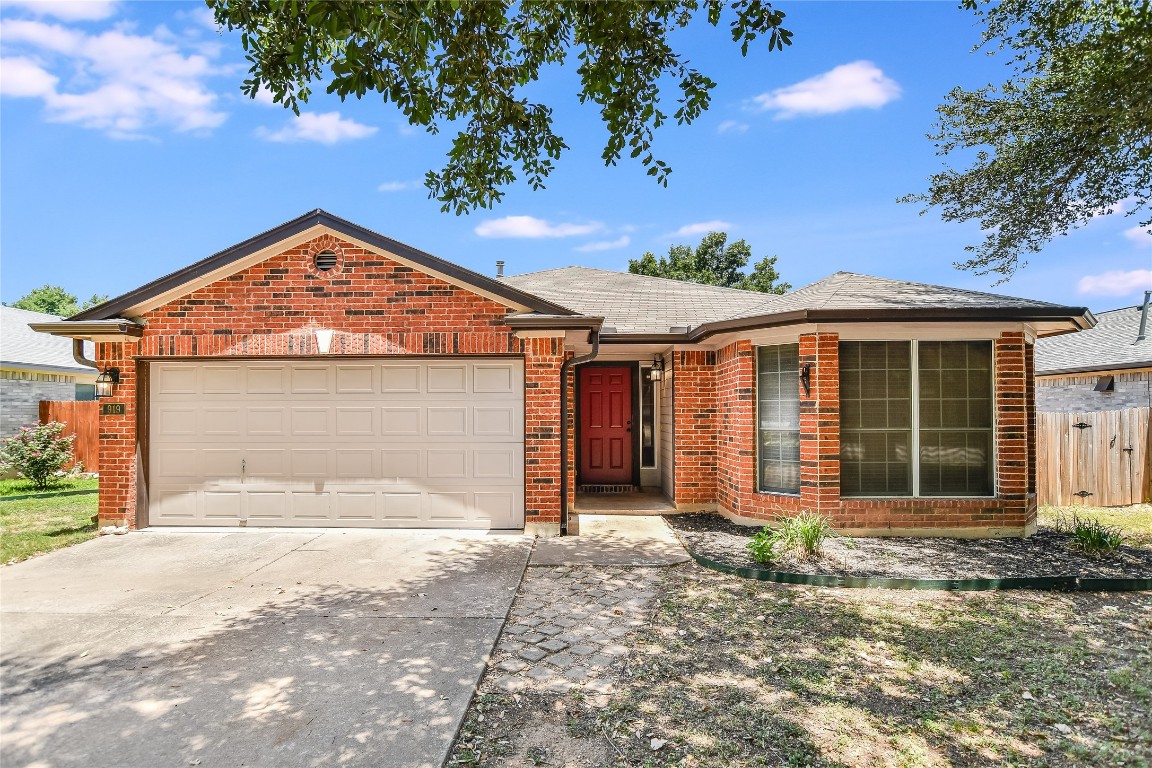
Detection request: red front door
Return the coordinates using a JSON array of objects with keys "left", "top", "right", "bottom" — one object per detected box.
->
[{"left": 579, "top": 366, "right": 633, "bottom": 485}]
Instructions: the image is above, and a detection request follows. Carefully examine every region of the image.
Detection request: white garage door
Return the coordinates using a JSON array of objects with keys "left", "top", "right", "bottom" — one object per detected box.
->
[{"left": 148, "top": 358, "right": 525, "bottom": 529}]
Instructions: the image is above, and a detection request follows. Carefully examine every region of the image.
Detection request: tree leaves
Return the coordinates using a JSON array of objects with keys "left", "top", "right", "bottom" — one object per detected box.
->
[
  {"left": 206, "top": 0, "right": 792, "bottom": 214},
  {"left": 904, "top": 0, "right": 1152, "bottom": 279},
  {"left": 627, "top": 231, "right": 791, "bottom": 293}
]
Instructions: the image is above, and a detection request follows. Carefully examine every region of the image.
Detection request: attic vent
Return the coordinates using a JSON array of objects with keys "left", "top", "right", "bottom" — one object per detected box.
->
[{"left": 314, "top": 250, "right": 338, "bottom": 271}]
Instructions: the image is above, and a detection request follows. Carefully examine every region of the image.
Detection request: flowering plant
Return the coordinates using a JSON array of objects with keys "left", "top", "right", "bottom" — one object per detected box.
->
[{"left": 0, "top": 421, "right": 76, "bottom": 490}]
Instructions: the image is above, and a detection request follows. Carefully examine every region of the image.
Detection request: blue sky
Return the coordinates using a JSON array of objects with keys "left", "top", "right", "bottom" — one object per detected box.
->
[{"left": 1, "top": 0, "right": 1149, "bottom": 312}]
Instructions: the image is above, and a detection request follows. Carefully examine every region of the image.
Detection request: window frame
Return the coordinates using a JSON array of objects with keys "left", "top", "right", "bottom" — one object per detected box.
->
[
  {"left": 754, "top": 343, "right": 802, "bottom": 496},
  {"left": 839, "top": 339, "right": 998, "bottom": 499}
]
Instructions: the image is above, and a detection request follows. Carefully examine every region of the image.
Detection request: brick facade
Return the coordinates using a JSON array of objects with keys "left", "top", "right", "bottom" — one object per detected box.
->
[
  {"left": 691, "top": 331, "right": 1039, "bottom": 537},
  {"left": 94, "top": 234, "right": 566, "bottom": 528},
  {"left": 0, "top": 373, "right": 78, "bottom": 439}
]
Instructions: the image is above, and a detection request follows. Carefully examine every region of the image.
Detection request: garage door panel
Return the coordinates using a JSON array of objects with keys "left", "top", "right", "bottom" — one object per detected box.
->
[
  {"left": 427, "top": 364, "right": 467, "bottom": 393},
  {"left": 336, "top": 407, "right": 376, "bottom": 436},
  {"left": 154, "top": 364, "right": 198, "bottom": 395},
  {"left": 291, "top": 366, "right": 330, "bottom": 394},
  {"left": 149, "top": 359, "right": 524, "bottom": 529},
  {"left": 335, "top": 365, "right": 375, "bottom": 394}
]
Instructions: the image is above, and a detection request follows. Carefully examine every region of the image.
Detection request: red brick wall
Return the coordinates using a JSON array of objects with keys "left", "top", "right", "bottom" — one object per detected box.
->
[
  {"left": 94, "top": 233, "right": 566, "bottom": 528},
  {"left": 672, "top": 350, "right": 718, "bottom": 505},
  {"left": 708, "top": 331, "right": 1038, "bottom": 535}
]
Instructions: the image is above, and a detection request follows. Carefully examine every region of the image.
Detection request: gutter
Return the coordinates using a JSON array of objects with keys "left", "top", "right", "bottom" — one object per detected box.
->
[
  {"left": 72, "top": 339, "right": 98, "bottom": 370},
  {"left": 558, "top": 329, "right": 600, "bottom": 536}
]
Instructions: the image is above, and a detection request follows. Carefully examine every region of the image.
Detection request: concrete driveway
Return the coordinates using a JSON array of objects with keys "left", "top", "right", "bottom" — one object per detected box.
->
[{"left": 0, "top": 529, "right": 532, "bottom": 768}]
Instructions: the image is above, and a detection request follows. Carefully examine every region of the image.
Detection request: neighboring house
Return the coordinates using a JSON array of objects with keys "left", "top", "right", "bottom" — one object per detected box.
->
[
  {"left": 1033, "top": 298, "right": 1151, "bottom": 507},
  {"left": 0, "top": 305, "right": 96, "bottom": 439},
  {"left": 1035, "top": 299, "right": 1152, "bottom": 412},
  {"left": 33, "top": 210, "right": 1092, "bottom": 537}
]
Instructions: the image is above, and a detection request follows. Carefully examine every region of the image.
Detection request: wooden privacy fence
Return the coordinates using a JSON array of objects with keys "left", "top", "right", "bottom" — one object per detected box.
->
[
  {"left": 1038, "top": 407, "right": 1150, "bottom": 507},
  {"left": 39, "top": 400, "right": 99, "bottom": 473}
]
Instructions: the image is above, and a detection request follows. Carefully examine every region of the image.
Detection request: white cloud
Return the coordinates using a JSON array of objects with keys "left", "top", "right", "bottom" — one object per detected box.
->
[
  {"left": 1076, "top": 269, "right": 1152, "bottom": 297},
  {"left": 1122, "top": 225, "right": 1152, "bottom": 244},
  {"left": 0, "top": 56, "right": 57, "bottom": 96},
  {"left": 378, "top": 180, "right": 420, "bottom": 192},
  {"left": 0, "top": 0, "right": 118, "bottom": 21},
  {"left": 672, "top": 220, "right": 732, "bottom": 237},
  {"left": 0, "top": 19, "right": 226, "bottom": 137},
  {"left": 749, "top": 60, "right": 901, "bottom": 119},
  {"left": 575, "top": 236, "right": 630, "bottom": 253},
  {"left": 475, "top": 216, "right": 603, "bottom": 239},
  {"left": 257, "top": 111, "right": 377, "bottom": 144},
  {"left": 717, "top": 120, "right": 749, "bottom": 134}
]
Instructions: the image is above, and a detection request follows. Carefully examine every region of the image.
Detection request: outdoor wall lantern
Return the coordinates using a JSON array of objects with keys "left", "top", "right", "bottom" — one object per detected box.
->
[
  {"left": 94, "top": 367, "right": 120, "bottom": 399},
  {"left": 314, "top": 328, "right": 334, "bottom": 354},
  {"left": 799, "top": 363, "right": 812, "bottom": 397},
  {"left": 649, "top": 356, "right": 664, "bottom": 381}
]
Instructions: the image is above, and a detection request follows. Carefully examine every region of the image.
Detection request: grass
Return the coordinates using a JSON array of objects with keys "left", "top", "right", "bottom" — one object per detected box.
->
[
  {"left": 1039, "top": 504, "right": 1152, "bottom": 549},
  {"left": 597, "top": 568, "right": 1151, "bottom": 767},
  {"left": 0, "top": 475, "right": 99, "bottom": 497},
  {"left": 0, "top": 477, "right": 99, "bottom": 564}
]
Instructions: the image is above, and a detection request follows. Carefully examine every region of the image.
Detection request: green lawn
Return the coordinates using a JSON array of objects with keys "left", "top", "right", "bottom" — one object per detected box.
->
[
  {"left": 1039, "top": 504, "right": 1152, "bottom": 548},
  {"left": 0, "top": 477, "right": 99, "bottom": 564}
]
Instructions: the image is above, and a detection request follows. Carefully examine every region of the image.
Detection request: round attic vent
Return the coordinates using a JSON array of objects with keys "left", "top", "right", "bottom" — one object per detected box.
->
[{"left": 314, "top": 250, "right": 338, "bottom": 271}]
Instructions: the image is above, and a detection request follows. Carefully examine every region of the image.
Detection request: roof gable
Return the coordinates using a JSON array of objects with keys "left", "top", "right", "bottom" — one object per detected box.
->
[{"left": 71, "top": 210, "right": 576, "bottom": 321}]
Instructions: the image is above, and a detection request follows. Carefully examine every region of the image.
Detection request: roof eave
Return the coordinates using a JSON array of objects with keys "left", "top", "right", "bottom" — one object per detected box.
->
[
  {"left": 29, "top": 320, "right": 145, "bottom": 341},
  {"left": 503, "top": 314, "right": 605, "bottom": 331},
  {"left": 1037, "top": 360, "right": 1152, "bottom": 377}
]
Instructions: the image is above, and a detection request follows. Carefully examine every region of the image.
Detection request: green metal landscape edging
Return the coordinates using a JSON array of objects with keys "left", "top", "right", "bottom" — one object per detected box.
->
[
  {"left": 687, "top": 548, "right": 1152, "bottom": 592},
  {"left": 0, "top": 489, "right": 99, "bottom": 503}
]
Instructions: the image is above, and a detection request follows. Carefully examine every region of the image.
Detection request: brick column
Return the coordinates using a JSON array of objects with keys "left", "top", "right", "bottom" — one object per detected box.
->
[
  {"left": 523, "top": 336, "right": 565, "bottom": 523},
  {"left": 673, "top": 350, "right": 718, "bottom": 506},
  {"left": 798, "top": 333, "right": 840, "bottom": 515},
  {"left": 995, "top": 331, "right": 1031, "bottom": 530},
  {"left": 716, "top": 340, "right": 755, "bottom": 515},
  {"left": 96, "top": 341, "right": 139, "bottom": 528}
]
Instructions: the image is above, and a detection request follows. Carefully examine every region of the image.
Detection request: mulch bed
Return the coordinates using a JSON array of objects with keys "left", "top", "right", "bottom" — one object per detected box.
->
[{"left": 666, "top": 513, "right": 1152, "bottom": 579}]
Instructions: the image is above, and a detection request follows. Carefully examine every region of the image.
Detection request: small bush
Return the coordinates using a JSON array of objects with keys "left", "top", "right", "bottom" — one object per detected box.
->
[
  {"left": 0, "top": 422, "right": 76, "bottom": 491},
  {"left": 1054, "top": 512, "right": 1125, "bottom": 555},
  {"left": 746, "top": 527, "right": 779, "bottom": 564},
  {"left": 775, "top": 511, "right": 836, "bottom": 560}
]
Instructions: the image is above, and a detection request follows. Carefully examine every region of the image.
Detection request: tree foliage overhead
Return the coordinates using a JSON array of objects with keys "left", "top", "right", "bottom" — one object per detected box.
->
[
  {"left": 9, "top": 285, "right": 107, "bottom": 318},
  {"left": 904, "top": 0, "right": 1152, "bottom": 279},
  {"left": 628, "top": 231, "right": 791, "bottom": 293},
  {"left": 206, "top": 0, "right": 792, "bottom": 214}
]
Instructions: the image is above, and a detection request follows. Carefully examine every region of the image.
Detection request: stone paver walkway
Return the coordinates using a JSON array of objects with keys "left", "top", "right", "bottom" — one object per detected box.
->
[{"left": 484, "top": 564, "right": 661, "bottom": 696}]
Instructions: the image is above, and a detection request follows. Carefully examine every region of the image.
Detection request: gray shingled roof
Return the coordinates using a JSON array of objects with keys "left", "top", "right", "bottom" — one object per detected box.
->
[
  {"left": 503, "top": 267, "right": 1078, "bottom": 333},
  {"left": 1, "top": 306, "right": 94, "bottom": 374},
  {"left": 1035, "top": 305, "right": 1152, "bottom": 374},
  {"left": 502, "top": 266, "right": 779, "bottom": 333}
]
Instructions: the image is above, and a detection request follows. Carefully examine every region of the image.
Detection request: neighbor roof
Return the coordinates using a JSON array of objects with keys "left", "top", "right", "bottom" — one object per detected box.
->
[
  {"left": 1, "top": 306, "right": 94, "bottom": 374},
  {"left": 503, "top": 268, "right": 1093, "bottom": 338},
  {"left": 1035, "top": 304, "right": 1152, "bottom": 375}
]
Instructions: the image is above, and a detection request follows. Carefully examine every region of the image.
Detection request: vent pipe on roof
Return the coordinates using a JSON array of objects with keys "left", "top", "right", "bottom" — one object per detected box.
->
[
  {"left": 496, "top": 260, "right": 505, "bottom": 278},
  {"left": 1138, "top": 290, "right": 1151, "bottom": 342}
]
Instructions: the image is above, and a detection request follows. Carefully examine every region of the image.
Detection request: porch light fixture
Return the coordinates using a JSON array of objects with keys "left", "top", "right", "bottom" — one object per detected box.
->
[
  {"left": 94, "top": 367, "right": 120, "bottom": 399},
  {"left": 799, "top": 362, "right": 812, "bottom": 397},
  {"left": 649, "top": 356, "right": 664, "bottom": 381},
  {"left": 314, "top": 329, "right": 334, "bottom": 354}
]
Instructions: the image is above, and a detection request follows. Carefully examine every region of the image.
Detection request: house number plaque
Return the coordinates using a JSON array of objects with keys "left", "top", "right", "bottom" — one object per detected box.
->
[{"left": 100, "top": 403, "right": 126, "bottom": 415}]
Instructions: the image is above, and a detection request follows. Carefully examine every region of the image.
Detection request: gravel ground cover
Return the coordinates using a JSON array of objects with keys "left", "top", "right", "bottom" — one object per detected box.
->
[
  {"left": 667, "top": 513, "right": 1152, "bottom": 579},
  {"left": 450, "top": 564, "right": 1152, "bottom": 768}
]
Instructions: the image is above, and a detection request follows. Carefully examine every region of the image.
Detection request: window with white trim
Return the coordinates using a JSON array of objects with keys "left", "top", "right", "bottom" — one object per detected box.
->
[
  {"left": 756, "top": 344, "right": 801, "bottom": 494},
  {"left": 840, "top": 340, "right": 994, "bottom": 497}
]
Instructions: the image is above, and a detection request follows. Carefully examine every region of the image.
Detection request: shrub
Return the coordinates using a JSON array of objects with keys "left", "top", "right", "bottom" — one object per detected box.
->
[
  {"left": 775, "top": 511, "right": 836, "bottom": 560},
  {"left": 0, "top": 422, "right": 76, "bottom": 490},
  {"left": 1054, "top": 512, "right": 1125, "bottom": 555},
  {"left": 746, "top": 527, "right": 779, "bottom": 564}
]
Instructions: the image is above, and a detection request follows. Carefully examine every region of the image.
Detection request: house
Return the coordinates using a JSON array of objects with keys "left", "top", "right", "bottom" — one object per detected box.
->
[
  {"left": 1033, "top": 296, "right": 1151, "bottom": 506},
  {"left": 32, "top": 210, "right": 1093, "bottom": 537},
  {"left": 1035, "top": 296, "right": 1152, "bottom": 412},
  {"left": 1, "top": 305, "right": 97, "bottom": 439}
]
